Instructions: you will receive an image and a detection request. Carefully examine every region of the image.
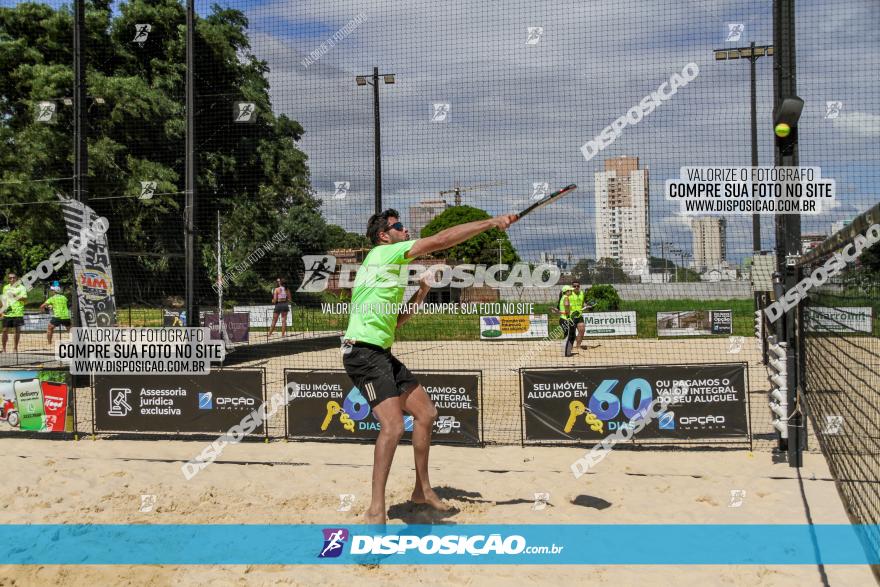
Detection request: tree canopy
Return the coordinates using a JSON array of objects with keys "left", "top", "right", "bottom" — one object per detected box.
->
[
  {"left": 420, "top": 205, "right": 519, "bottom": 265},
  {"left": 0, "top": 0, "right": 361, "bottom": 304}
]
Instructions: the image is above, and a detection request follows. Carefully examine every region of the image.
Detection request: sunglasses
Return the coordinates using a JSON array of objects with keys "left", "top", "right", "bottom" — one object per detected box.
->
[{"left": 385, "top": 222, "right": 405, "bottom": 232}]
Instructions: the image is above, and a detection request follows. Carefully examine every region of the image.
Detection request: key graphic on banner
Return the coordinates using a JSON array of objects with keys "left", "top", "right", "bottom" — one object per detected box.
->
[
  {"left": 564, "top": 400, "right": 586, "bottom": 433},
  {"left": 321, "top": 401, "right": 354, "bottom": 432}
]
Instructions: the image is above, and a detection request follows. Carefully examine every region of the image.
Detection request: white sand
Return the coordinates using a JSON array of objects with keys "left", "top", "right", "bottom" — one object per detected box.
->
[
  {"left": 0, "top": 437, "right": 874, "bottom": 586},
  {"left": 2, "top": 333, "right": 872, "bottom": 584}
]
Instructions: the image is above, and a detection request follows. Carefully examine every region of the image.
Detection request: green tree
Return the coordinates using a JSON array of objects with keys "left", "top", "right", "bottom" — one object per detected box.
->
[
  {"left": 420, "top": 205, "right": 519, "bottom": 265},
  {"left": 585, "top": 283, "right": 621, "bottom": 311},
  {"left": 860, "top": 241, "right": 880, "bottom": 274},
  {"left": 571, "top": 257, "right": 594, "bottom": 283},
  {"left": 0, "top": 0, "right": 349, "bottom": 304},
  {"left": 593, "top": 257, "right": 630, "bottom": 284},
  {"left": 324, "top": 224, "right": 370, "bottom": 250}
]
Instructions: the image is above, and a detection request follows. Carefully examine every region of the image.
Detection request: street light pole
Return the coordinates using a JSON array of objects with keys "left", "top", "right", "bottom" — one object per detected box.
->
[
  {"left": 357, "top": 68, "right": 395, "bottom": 216},
  {"left": 185, "top": 0, "right": 197, "bottom": 326},
  {"left": 714, "top": 43, "right": 773, "bottom": 253},
  {"left": 661, "top": 242, "right": 670, "bottom": 283},
  {"left": 749, "top": 41, "right": 760, "bottom": 251},
  {"left": 670, "top": 247, "right": 681, "bottom": 283},
  {"left": 372, "top": 67, "right": 381, "bottom": 216}
]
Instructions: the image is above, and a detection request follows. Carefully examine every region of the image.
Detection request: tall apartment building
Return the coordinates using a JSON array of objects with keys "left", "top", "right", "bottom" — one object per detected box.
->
[
  {"left": 595, "top": 156, "right": 649, "bottom": 276},
  {"left": 691, "top": 217, "right": 727, "bottom": 271},
  {"left": 408, "top": 199, "right": 449, "bottom": 237}
]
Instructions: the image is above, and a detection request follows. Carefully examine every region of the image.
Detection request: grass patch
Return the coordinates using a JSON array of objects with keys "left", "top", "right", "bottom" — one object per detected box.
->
[{"left": 110, "top": 299, "right": 756, "bottom": 340}]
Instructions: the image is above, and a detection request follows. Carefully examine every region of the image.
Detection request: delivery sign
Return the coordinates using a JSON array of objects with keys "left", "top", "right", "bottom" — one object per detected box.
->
[{"left": 0, "top": 370, "right": 71, "bottom": 433}]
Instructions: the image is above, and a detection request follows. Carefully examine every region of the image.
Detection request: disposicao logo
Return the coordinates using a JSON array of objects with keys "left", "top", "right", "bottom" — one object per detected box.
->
[{"left": 319, "top": 528, "right": 349, "bottom": 558}]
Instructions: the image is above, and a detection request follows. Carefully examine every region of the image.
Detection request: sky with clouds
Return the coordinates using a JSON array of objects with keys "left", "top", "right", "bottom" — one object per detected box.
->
[
  {"left": 231, "top": 0, "right": 879, "bottom": 264},
  {"left": 9, "top": 0, "right": 879, "bottom": 265}
]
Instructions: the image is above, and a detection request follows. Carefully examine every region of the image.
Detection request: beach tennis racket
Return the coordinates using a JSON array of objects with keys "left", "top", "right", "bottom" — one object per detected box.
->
[{"left": 516, "top": 183, "right": 577, "bottom": 220}]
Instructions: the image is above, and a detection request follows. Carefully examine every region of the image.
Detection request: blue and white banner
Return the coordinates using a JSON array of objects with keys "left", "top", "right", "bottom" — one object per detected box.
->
[{"left": 2, "top": 524, "right": 878, "bottom": 565}]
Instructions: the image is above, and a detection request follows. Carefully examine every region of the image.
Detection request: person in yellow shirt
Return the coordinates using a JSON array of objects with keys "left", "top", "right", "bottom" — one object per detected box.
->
[
  {"left": 342, "top": 208, "right": 518, "bottom": 525},
  {"left": 551, "top": 285, "right": 577, "bottom": 357},
  {"left": 569, "top": 281, "right": 593, "bottom": 349},
  {"left": 40, "top": 285, "right": 71, "bottom": 345},
  {"left": 1, "top": 273, "right": 27, "bottom": 353}
]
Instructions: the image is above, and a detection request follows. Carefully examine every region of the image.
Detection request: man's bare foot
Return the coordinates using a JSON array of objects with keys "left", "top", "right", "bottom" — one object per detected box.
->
[
  {"left": 363, "top": 509, "right": 386, "bottom": 525},
  {"left": 411, "top": 488, "right": 453, "bottom": 511}
]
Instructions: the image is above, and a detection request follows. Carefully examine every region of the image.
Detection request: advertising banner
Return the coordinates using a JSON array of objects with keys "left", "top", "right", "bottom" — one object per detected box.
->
[
  {"left": 806, "top": 306, "right": 872, "bottom": 334},
  {"left": 581, "top": 311, "right": 637, "bottom": 337},
  {"left": 480, "top": 315, "right": 548, "bottom": 339},
  {"left": 522, "top": 363, "right": 748, "bottom": 441},
  {"left": 163, "top": 309, "right": 187, "bottom": 327},
  {"left": 94, "top": 370, "right": 264, "bottom": 434},
  {"left": 201, "top": 312, "right": 250, "bottom": 343},
  {"left": 60, "top": 197, "right": 117, "bottom": 327},
  {"left": 233, "top": 305, "right": 292, "bottom": 328},
  {"left": 0, "top": 370, "right": 72, "bottom": 433},
  {"left": 22, "top": 313, "right": 58, "bottom": 333},
  {"left": 285, "top": 370, "right": 480, "bottom": 445},
  {"left": 657, "top": 310, "right": 732, "bottom": 336}
]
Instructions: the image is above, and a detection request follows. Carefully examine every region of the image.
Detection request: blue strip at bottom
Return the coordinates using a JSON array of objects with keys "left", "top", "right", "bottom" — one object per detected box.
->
[{"left": 3, "top": 524, "right": 879, "bottom": 565}]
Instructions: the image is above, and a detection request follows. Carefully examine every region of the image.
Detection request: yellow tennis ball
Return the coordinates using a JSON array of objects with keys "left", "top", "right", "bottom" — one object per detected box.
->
[{"left": 774, "top": 123, "right": 791, "bottom": 138}]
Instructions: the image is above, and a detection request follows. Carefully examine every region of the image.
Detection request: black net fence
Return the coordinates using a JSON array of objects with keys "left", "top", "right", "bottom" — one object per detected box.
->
[
  {"left": 802, "top": 226, "right": 880, "bottom": 573},
  {"left": 0, "top": 0, "right": 877, "bottom": 453}
]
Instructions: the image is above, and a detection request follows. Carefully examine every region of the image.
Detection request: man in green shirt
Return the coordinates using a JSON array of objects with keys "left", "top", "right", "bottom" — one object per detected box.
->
[
  {"left": 342, "top": 207, "right": 517, "bottom": 524},
  {"left": 40, "top": 285, "right": 71, "bottom": 345},
  {"left": 569, "top": 281, "right": 594, "bottom": 349},
  {"left": 1, "top": 273, "right": 27, "bottom": 353}
]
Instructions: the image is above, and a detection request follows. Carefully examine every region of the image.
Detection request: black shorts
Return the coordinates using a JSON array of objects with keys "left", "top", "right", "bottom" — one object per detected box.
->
[
  {"left": 342, "top": 342, "right": 419, "bottom": 408},
  {"left": 50, "top": 317, "right": 71, "bottom": 327},
  {"left": 274, "top": 303, "right": 290, "bottom": 314},
  {"left": 2, "top": 317, "right": 23, "bottom": 328}
]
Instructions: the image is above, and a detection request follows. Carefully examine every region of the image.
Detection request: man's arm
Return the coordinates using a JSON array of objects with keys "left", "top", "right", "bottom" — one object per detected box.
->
[
  {"left": 406, "top": 214, "right": 518, "bottom": 259},
  {"left": 396, "top": 271, "right": 432, "bottom": 329}
]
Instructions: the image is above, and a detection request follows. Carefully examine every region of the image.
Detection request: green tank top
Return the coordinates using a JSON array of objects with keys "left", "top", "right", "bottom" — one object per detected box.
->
[
  {"left": 558, "top": 295, "right": 570, "bottom": 318},
  {"left": 569, "top": 291, "right": 585, "bottom": 313}
]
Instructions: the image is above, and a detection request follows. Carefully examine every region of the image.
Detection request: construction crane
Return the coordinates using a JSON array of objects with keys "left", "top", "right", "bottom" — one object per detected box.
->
[{"left": 439, "top": 181, "right": 503, "bottom": 207}]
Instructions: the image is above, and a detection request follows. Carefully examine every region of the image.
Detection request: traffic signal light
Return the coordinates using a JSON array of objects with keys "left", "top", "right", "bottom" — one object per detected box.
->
[
  {"left": 767, "top": 335, "right": 788, "bottom": 437},
  {"left": 773, "top": 97, "right": 804, "bottom": 155}
]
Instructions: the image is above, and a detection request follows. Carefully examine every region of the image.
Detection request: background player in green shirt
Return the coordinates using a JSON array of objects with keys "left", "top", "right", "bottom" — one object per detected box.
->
[
  {"left": 1, "top": 273, "right": 27, "bottom": 353},
  {"left": 550, "top": 285, "right": 577, "bottom": 357},
  {"left": 40, "top": 284, "right": 71, "bottom": 345},
  {"left": 342, "top": 207, "right": 517, "bottom": 524},
  {"left": 569, "top": 281, "right": 594, "bottom": 349}
]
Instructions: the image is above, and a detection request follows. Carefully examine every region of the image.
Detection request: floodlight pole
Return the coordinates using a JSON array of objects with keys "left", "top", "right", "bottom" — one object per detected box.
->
[
  {"left": 185, "top": 0, "right": 198, "bottom": 326},
  {"left": 357, "top": 68, "right": 395, "bottom": 216},
  {"left": 373, "top": 67, "right": 381, "bottom": 216},
  {"left": 749, "top": 41, "right": 761, "bottom": 252},
  {"left": 714, "top": 42, "right": 772, "bottom": 253},
  {"left": 71, "top": 0, "right": 87, "bottom": 328},
  {"left": 73, "top": 0, "right": 86, "bottom": 206}
]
